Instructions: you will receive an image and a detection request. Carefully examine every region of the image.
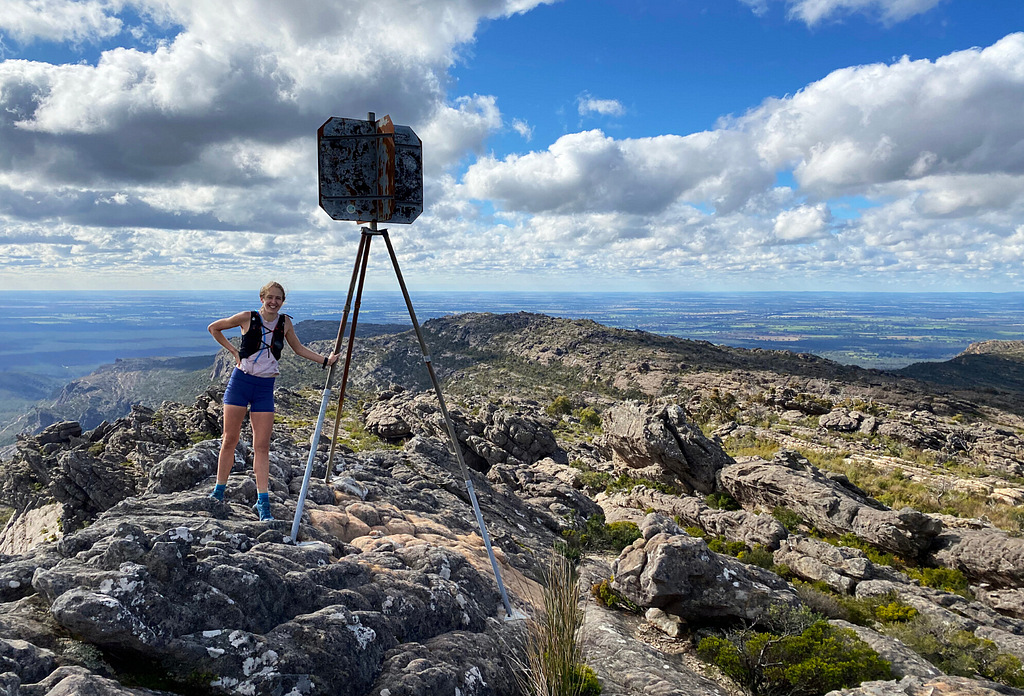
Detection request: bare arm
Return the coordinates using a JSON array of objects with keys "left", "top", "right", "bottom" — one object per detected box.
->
[
  {"left": 208, "top": 311, "right": 251, "bottom": 367},
  {"left": 284, "top": 317, "right": 340, "bottom": 366}
]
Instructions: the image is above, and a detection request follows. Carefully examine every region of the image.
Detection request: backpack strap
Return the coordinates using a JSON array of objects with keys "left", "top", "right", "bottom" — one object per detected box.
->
[
  {"left": 238, "top": 311, "right": 262, "bottom": 359},
  {"left": 270, "top": 314, "right": 290, "bottom": 359}
]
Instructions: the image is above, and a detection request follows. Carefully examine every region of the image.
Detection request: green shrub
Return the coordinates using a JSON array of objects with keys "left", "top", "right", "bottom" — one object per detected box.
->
[
  {"left": 87, "top": 442, "right": 105, "bottom": 456},
  {"left": 832, "top": 534, "right": 970, "bottom": 597},
  {"left": 874, "top": 602, "right": 917, "bottom": 624},
  {"left": 772, "top": 506, "right": 805, "bottom": 532},
  {"left": 590, "top": 578, "right": 639, "bottom": 613},
  {"left": 884, "top": 616, "right": 1024, "bottom": 688},
  {"left": 559, "top": 515, "right": 642, "bottom": 562},
  {"left": 697, "top": 605, "right": 891, "bottom": 696},
  {"left": 772, "top": 563, "right": 795, "bottom": 581},
  {"left": 576, "top": 407, "right": 602, "bottom": 430},
  {"left": 905, "top": 567, "right": 970, "bottom": 596},
  {"left": 737, "top": 545, "right": 775, "bottom": 570},
  {"left": 723, "top": 433, "right": 781, "bottom": 459},
  {"left": 605, "top": 521, "right": 643, "bottom": 551},
  {"left": 795, "top": 583, "right": 850, "bottom": 622},
  {"left": 547, "top": 395, "right": 574, "bottom": 417},
  {"left": 706, "top": 492, "right": 741, "bottom": 511},
  {"left": 708, "top": 536, "right": 748, "bottom": 557},
  {"left": 578, "top": 471, "right": 613, "bottom": 491},
  {"left": 794, "top": 586, "right": 917, "bottom": 628},
  {"left": 604, "top": 474, "right": 679, "bottom": 496},
  {"left": 573, "top": 664, "right": 602, "bottom": 696},
  {"left": 833, "top": 533, "right": 902, "bottom": 568},
  {"left": 685, "top": 526, "right": 709, "bottom": 540}
]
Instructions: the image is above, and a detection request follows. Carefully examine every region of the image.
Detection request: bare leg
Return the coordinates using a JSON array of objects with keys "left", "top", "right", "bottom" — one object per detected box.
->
[
  {"left": 217, "top": 405, "right": 248, "bottom": 484},
  {"left": 250, "top": 411, "right": 275, "bottom": 493}
]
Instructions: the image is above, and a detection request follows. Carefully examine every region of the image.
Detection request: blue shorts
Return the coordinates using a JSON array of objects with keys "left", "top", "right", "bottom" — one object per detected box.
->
[{"left": 223, "top": 368, "right": 276, "bottom": 412}]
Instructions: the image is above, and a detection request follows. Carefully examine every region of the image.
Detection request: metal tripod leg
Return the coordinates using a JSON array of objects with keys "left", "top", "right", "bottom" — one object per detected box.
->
[
  {"left": 288, "top": 233, "right": 369, "bottom": 542},
  {"left": 324, "top": 231, "right": 372, "bottom": 484},
  {"left": 380, "top": 230, "right": 515, "bottom": 619}
]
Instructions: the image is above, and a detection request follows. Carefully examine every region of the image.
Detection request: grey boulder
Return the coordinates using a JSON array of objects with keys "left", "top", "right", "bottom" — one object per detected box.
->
[
  {"left": 611, "top": 514, "right": 798, "bottom": 622},
  {"left": 602, "top": 402, "right": 733, "bottom": 494},
  {"left": 720, "top": 450, "right": 941, "bottom": 558}
]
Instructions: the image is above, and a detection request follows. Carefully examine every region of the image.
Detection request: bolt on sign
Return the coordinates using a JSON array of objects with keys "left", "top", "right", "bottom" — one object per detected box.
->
[{"left": 317, "top": 114, "right": 423, "bottom": 224}]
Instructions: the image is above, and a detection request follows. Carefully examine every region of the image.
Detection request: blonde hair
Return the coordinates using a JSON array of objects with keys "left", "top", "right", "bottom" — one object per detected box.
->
[{"left": 259, "top": 281, "right": 286, "bottom": 302}]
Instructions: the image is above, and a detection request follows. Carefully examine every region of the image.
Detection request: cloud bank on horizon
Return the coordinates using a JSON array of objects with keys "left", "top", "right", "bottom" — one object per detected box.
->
[{"left": 0, "top": 0, "right": 1022, "bottom": 291}]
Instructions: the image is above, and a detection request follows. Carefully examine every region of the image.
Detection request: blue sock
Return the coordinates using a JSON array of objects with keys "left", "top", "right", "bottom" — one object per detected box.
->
[{"left": 210, "top": 483, "right": 226, "bottom": 501}]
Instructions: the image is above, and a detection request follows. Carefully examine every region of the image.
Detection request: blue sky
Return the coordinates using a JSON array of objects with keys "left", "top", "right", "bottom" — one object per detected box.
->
[
  {"left": 0, "top": 0, "right": 1023, "bottom": 292},
  {"left": 457, "top": 1, "right": 1023, "bottom": 153}
]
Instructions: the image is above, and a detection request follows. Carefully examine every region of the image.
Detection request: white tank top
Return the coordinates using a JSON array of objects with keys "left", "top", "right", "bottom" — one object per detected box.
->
[{"left": 239, "top": 315, "right": 281, "bottom": 377}]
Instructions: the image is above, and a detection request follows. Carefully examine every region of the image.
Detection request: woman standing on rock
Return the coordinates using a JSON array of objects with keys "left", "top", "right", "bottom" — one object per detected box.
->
[{"left": 207, "top": 281, "right": 339, "bottom": 521}]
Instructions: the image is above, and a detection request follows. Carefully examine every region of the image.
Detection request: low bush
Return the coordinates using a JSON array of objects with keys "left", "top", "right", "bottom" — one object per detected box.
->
[
  {"left": 697, "top": 605, "right": 891, "bottom": 696},
  {"left": 590, "top": 578, "right": 640, "bottom": 613},
  {"left": 547, "top": 395, "right": 574, "bottom": 417},
  {"left": 737, "top": 545, "right": 775, "bottom": 570},
  {"left": 793, "top": 585, "right": 917, "bottom": 628},
  {"left": 905, "top": 567, "right": 970, "bottom": 596},
  {"left": 575, "top": 407, "right": 602, "bottom": 430},
  {"left": 795, "top": 583, "right": 850, "bottom": 622},
  {"left": 723, "top": 433, "right": 781, "bottom": 459},
  {"left": 884, "top": 616, "right": 1024, "bottom": 688},
  {"left": 558, "top": 515, "right": 642, "bottom": 562},
  {"left": 708, "top": 536, "right": 747, "bottom": 557},
  {"left": 604, "top": 474, "right": 679, "bottom": 496},
  {"left": 578, "top": 471, "right": 613, "bottom": 491},
  {"left": 874, "top": 601, "right": 918, "bottom": 624},
  {"left": 576, "top": 471, "right": 678, "bottom": 496},
  {"left": 684, "top": 526, "right": 709, "bottom": 540},
  {"left": 772, "top": 506, "right": 805, "bottom": 532},
  {"left": 705, "top": 492, "right": 741, "bottom": 511},
  {"left": 831, "top": 534, "right": 970, "bottom": 598}
]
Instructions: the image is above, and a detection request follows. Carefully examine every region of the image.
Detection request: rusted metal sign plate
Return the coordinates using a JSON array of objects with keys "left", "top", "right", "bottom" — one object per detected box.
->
[
  {"left": 392, "top": 125, "right": 423, "bottom": 224},
  {"left": 317, "top": 114, "right": 422, "bottom": 224}
]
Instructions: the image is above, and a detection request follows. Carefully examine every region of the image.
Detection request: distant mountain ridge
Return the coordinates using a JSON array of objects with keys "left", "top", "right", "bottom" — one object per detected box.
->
[
  {"left": 5, "top": 314, "right": 1024, "bottom": 447},
  {"left": 897, "top": 339, "right": 1024, "bottom": 396}
]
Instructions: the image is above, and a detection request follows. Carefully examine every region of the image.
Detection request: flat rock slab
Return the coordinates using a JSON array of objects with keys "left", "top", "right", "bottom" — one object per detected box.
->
[
  {"left": 827, "top": 675, "right": 1024, "bottom": 696},
  {"left": 584, "top": 604, "right": 730, "bottom": 696}
]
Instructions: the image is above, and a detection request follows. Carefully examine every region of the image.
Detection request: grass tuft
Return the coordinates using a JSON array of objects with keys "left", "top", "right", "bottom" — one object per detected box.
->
[{"left": 514, "top": 553, "right": 603, "bottom": 696}]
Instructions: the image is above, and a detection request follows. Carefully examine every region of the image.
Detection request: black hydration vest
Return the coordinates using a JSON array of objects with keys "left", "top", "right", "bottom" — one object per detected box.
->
[{"left": 238, "top": 311, "right": 288, "bottom": 360}]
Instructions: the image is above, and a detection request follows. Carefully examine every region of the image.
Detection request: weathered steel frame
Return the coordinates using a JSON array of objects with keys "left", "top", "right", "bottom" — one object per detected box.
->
[{"left": 289, "top": 221, "right": 515, "bottom": 619}]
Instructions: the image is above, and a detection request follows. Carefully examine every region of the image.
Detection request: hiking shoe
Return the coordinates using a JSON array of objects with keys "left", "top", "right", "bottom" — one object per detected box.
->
[
  {"left": 253, "top": 499, "right": 275, "bottom": 521},
  {"left": 209, "top": 485, "right": 225, "bottom": 502}
]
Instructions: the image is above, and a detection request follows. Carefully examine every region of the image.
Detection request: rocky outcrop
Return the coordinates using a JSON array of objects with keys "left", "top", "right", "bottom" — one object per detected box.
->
[
  {"left": 486, "top": 457, "right": 601, "bottom": 531},
  {"left": 600, "top": 487, "right": 789, "bottom": 549},
  {"left": 583, "top": 605, "right": 729, "bottom": 696},
  {"left": 826, "top": 675, "right": 1024, "bottom": 696},
  {"left": 819, "top": 409, "right": 866, "bottom": 433},
  {"left": 720, "top": 450, "right": 942, "bottom": 558},
  {"left": 610, "top": 514, "right": 799, "bottom": 622},
  {"left": 775, "top": 536, "right": 876, "bottom": 595},
  {"left": 928, "top": 528, "right": 1024, "bottom": 588},
  {"left": 363, "top": 391, "right": 559, "bottom": 473},
  {"left": 974, "top": 587, "right": 1024, "bottom": 620},
  {"left": 602, "top": 402, "right": 733, "bottom": 494}
]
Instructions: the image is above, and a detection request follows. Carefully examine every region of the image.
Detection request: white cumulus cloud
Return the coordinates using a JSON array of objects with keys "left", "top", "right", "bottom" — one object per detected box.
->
[
  {"left": 738, "top": 0, "right": 945, "bottom": 26},
  {"left": 0, "top": 0, "right": 124, "bottom": 44},
  {"left": 577, "top": 95, "right": 625, "bottom": 117},
  {"left": 511, "top": 118, "right": 533, "bottom": 141},
  {"left": 773, "top": 203, "right": 832, "bottom": 243}
]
